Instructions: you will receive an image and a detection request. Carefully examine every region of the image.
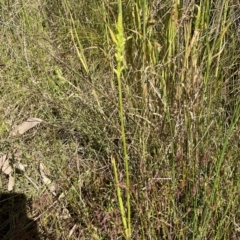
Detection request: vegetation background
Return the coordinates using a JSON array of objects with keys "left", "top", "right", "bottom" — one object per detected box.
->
[{"left": 0, "top": 0, "right": 240, "bottom": 239}]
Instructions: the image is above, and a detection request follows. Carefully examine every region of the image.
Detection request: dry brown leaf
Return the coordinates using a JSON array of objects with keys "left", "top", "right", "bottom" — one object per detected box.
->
[
  {"left": 10, "top": 118, "right": 43, "bottom": 137},
  {"left": 0, "top": 154, "right": 13, "bottom": 175},
  {"left": 0, "top": 151, "right": 26, "bottom": 191},
  {"left": 61, "top": 207, "right": 71, "bottom": 220},
  {"left": 0, "top": 154, "right": 14, "bottom": 191},
  {"left": 12, "top": 150, "right": 26, "bottom": 171},
  {"left": 8, "top": 174, "right": 15, "bottom": 191},
  {"left": 69, "top": 224, "right": 77, "bottom": 237},
  {"left": 39, "top": 163, "right": 51, "bottom": 185},
  {"left": 39, "top": 163, "right": 57, "bottom": 195},
  {"left": 15, "top": 162, "right": 27, "bottom": 171}
]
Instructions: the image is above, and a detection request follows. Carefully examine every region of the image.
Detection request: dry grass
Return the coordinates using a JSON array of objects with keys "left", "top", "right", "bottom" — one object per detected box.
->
[{"left": 0, "top": 0, "right": 240, "bottom": 239}]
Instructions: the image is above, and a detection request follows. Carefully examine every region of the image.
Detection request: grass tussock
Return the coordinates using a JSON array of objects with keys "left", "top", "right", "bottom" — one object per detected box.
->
[{"left": 0, "top": 0, "right": 240, "bottom": 239}]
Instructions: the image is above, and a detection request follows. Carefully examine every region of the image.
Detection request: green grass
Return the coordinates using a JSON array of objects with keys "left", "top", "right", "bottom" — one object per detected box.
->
[{"left": 0, "top": 0, "right": 240, "bottom": 239}]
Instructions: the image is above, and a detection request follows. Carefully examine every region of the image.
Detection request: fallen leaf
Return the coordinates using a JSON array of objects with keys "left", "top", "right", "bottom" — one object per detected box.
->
[
  {"left": 39, "top": 163, "right": 51, "bottom": 185},
  {"left": 12, "top": 150, "right": 26, "bottom": 171},
  {"left": 10, "top": 118, "right": 43, "bottom": 137},
  {"left": 69, "top": 224, "right": 77, "bottom": 237},
  {"left": 39, "top": 163, "right": 57, "bottom": 195},
  {"left": 61, "top": 207, "right": 71, "bottom": 220},
  {"left": 15, "top": 162, "right": 27, "bottom": 171},
  {"left": 0, "top": 154, "right": 14, "bottom": 191},
  {"left": 8, "top": 174, "right": 15, "bottom": 191},
  {"left": 0, "top": 154, "right": 13, "bottom": 175}
]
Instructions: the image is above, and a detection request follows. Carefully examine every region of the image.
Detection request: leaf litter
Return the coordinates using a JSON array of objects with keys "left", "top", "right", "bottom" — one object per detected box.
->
[
  {"left": 10, "top": 117, "right": 43, "bottom": 137},
  {"left": 1, "top": 118, "right": 44, "bottom": 191}
]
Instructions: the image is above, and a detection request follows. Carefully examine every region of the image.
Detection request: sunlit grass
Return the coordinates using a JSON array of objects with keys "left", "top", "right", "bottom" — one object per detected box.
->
[{"left": 0, "top": 0, "right": 240, "bottom": 239}]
